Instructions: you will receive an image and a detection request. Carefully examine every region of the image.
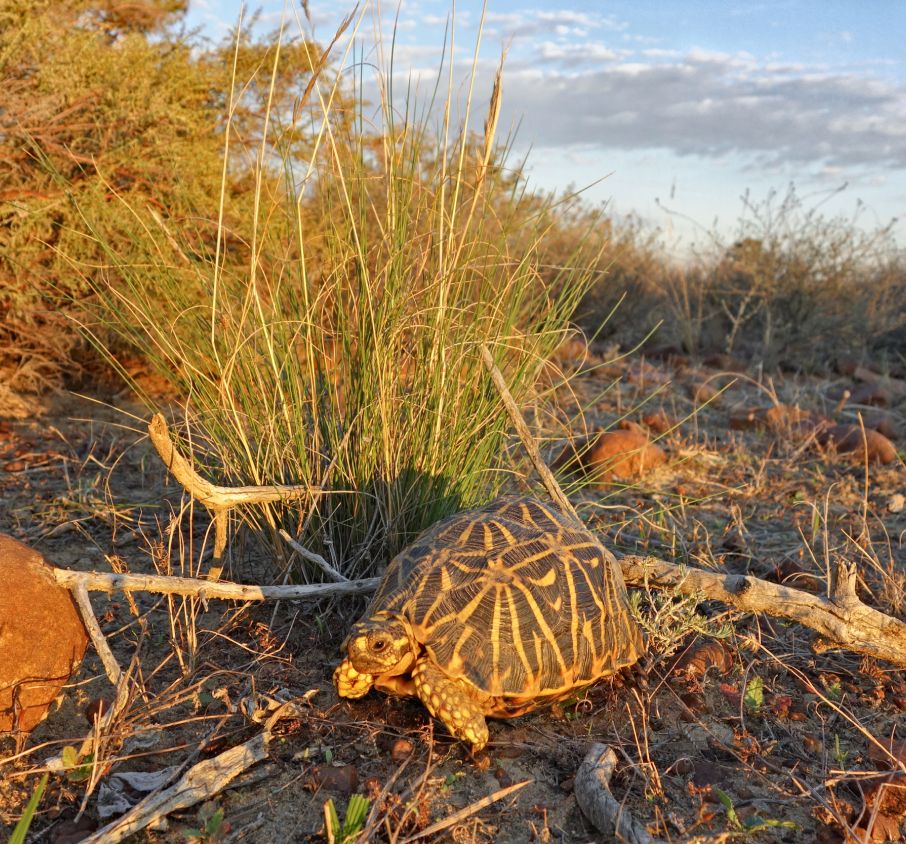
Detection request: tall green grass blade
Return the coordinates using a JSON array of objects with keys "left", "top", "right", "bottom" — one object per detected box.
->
[{"left": 8, "top": 773, "right": 48, "bottom": 844}]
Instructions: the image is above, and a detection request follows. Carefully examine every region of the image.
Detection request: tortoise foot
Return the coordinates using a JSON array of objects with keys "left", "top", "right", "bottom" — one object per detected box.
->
[
  {"left": 413, "top": 658, "right": 489, "bottom": 751},
  {"left": 334, "top": 658, "right": 374, "bottom": 699}
]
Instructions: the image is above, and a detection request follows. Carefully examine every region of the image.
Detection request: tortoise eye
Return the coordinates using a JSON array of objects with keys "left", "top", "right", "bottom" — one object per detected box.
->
[{"left": 372, "top": 638, "right": 387, "bottom": 652}]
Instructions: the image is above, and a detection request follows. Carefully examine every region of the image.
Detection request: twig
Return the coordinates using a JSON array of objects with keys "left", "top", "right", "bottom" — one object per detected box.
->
[
  {"left": 53, "top": 568, "right": 379, "bottom": 602},
  {"left": 575, "top": 744, "right": 660, "bottom": 844},
  {"left": 278, "top": 529, "right": 348, "bottom": 582},
  {"left": 71, "top": 583, "right": 122, "bottom": 687},
  {"left": 399, "top": 779, "right": 532, "bottom": 843},
  {"left": 148, "top": 414, "right": 321, "bottom": 557},
  {"left": 478, "top": 343, "right": 578, "bottom": 520}
]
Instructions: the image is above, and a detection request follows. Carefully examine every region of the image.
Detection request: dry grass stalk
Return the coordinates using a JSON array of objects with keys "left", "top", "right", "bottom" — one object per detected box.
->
[{"left": 398, "top": 779, "right": 532, "bottom": 843}]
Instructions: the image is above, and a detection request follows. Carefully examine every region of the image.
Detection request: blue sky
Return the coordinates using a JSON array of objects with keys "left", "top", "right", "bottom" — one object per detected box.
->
[{"left": 186, "top": 1, "right": 906, "bottom": 251}]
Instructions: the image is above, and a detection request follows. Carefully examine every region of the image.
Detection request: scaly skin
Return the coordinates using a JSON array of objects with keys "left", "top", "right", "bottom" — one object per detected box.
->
[
  {"left": 334, "top": 658, "right": 374, "bottom": 699},
  {"left": 412, "top": 657, "right": 490, "bottom": 751}
]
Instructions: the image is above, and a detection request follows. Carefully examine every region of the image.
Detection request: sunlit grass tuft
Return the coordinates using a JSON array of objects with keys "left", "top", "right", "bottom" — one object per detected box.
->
[{"left": 73, "top": 10, "right": 599, "bottom": 580}]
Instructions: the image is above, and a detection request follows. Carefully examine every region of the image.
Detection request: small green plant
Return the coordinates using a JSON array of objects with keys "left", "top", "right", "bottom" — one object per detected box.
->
[
  {"left": 716, "top": 789, "right": 799, "bottom": 835},
  {"left": 442, "top": 771, "right": 466, "bottom": 791},
  {"left": 823, "top": 678, "right": 843, "bottom": 701},
  {"left": 8, "top": 773, "right": 48, "bottom": 844},
  {"left": 631, "top": 587, "right": 732, "bottom": 658},
  {"left": 324, "top": 794, "right": 370, "bottom": 844},
  {"left": 183, "top": 802, "right": 229, "bottom": 843},
  {"left": 743, "top": 676, "right": 764, "bottom": 713},
  {"left": 61, "top": 745, "right": 94, "bottom": 784},
  {"left": 833, "top": 734, "right": 849, "bottom": 768}
]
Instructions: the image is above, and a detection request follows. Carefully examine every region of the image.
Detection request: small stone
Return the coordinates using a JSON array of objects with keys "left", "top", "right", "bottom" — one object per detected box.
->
[
  {"left": 390, "top": 738, "right": 414, "bottom": 762},
  {"left": 494, "top": 766, "right": 513, "bottom": 787},
  {"left": 816, "top": 425, "right": 897, "bottom": 464},
  {"left": 85, "top": 698, "right": 110, "bottom": 726},
  {"left": 802, "top": 735, "right": 823, "bottom": 755},
  {"left": 0, "top": 534, "right": 88, "bottom": 733},
  {"left": 469, "top": 751, "right": 491, "bottom": 770},
  {"left": 553, "top": 427, "right": 667, "bottom": 484},
  {"left": 313, "top": 764, "right": 358, "bottom": 794}
]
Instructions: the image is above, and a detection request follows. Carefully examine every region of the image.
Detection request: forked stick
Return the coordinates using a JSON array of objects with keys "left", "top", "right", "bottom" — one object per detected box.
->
[{"left": 148, "top": 413, "right": 319, "bottom": 556}]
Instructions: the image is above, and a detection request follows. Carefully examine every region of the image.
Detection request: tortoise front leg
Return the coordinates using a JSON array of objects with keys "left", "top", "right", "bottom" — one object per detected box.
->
[
  {"left": 334, "top": 658, "right": 374, "bottom": 699},
  {"left": 412, "top": 658, "right": 489, "bottom": 751}
]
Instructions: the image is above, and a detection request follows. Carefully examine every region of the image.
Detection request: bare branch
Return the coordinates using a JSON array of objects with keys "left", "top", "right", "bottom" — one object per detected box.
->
[
  {"left": 621, "top": 555, "right": 906, "bottom": 667},
  {"left": 53, "top": 568, "right": 379, "bottom": 601},
  {"left": 148, "top": 413, "right": 319, "bottom": 509},
  {"left": 278, "top": 528, "right": 348, "bottom": 582},
  {"left": 71, "top": 582, "right": 123, "bottom": 688},
  {"left": 478, "top": 342, "right": 578, "bottom": 520},
  {"left": 575, "top": 744, "right": 660, "bottom": 844}
]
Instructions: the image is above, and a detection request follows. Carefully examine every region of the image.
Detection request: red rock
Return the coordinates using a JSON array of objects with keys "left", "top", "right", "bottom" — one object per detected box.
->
[
  {"left": 313, "top": 764, "right": 358, "bottom": 794},
  {"left": 640, "top": 409, "right": 674, "bottom": 435},
  {"left": 729, "top": 404, "right": 818, "bottom": 434},
  {"left": 0, "top": 535, "right": 88, "bottom": 733},
  {"left": 688, "top": 381, "right": 719, "bottom": 404},
  {"left": 816, "top": 425, "right": 898, "bottom": 464},
  {"left": 626, "top": 361, "right": 671, "bottom": 387},
  {"left": 850, "top": 383, "right": 891, "bottom": 407},
  {"left": 553, "top": 428, "right": 667, "bottom": 483},
  {"left": 390, "top": 738, "right": 414, "bottom": 762},
  {"left": 552, "top": 333, "right": 589, "bottom": 365},
  {"left": 865, "top": 413, "right": 899, "bottom": 440}
]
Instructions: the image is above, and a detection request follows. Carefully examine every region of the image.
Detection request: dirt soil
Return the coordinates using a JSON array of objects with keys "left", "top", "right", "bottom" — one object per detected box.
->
[{"left": 1, "top": 352, "right": 905, "bottom": 843}]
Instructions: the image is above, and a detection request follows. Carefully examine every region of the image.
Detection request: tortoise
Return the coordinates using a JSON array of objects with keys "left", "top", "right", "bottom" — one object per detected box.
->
[{"left": 334, "top": 495, "right": 644, "bottom": 751}]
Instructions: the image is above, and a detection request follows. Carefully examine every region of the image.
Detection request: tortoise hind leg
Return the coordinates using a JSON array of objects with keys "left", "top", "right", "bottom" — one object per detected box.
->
[{"left": 412, "top": 658, "right": 489, "bottom": 751}]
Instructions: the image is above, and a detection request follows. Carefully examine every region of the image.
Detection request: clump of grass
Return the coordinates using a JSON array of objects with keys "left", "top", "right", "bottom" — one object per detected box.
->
[{"left": 73, "top": 10, "right": 598, "bottom": 580}]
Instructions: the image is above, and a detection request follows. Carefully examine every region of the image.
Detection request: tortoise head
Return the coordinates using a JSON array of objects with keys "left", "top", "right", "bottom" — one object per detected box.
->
[{"left": 343, "top": 613, "right": 415, "bottom": 675}]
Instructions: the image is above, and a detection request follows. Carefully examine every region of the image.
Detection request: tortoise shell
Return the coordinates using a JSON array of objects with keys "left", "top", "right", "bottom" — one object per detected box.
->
[{"left": 365, "top": 495, "right": 643, "bottom": 705}]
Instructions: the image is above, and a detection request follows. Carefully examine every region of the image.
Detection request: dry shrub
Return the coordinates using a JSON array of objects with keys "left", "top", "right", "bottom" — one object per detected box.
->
[
  {"left": 566, "top": 185, "right": 906, "bottom": 373},
  {"left": 0, "top": 0, "right": 333, "bottom": 384}
]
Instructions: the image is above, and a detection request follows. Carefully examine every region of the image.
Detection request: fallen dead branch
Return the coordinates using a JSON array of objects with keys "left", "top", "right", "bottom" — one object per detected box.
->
[
  {"left": 148, "top": 413, "right": 321, "bottom": 556},
  {"left": 575, "top": 744, "right": 660, "bottom": 844},
  {"left": 79, "top": 730, "right": 270, "bottom": 843},
  {"left": 53, "top": 568, "right": 379, "bottom": 601},
  {"left": 619, "top": 555, "right": 906, "bottom": 668}
]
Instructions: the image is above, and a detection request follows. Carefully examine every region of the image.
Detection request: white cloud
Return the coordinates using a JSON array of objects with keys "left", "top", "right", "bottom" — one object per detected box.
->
[
  {"left": 484, "top": 8, "right": 628, "bottom": 39},
  {"left": 496, "top": 49, "right": 906, "bottom": 169},
  {"left": 536, "top": 41, "right": 622, "bottom": 64}
]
